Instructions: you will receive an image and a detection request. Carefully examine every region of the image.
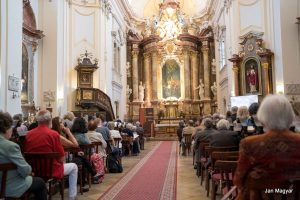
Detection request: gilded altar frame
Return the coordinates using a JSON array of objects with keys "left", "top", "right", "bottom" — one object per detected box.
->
[{"left": 241, "top": 56, "right": 262, "bottom": 95}]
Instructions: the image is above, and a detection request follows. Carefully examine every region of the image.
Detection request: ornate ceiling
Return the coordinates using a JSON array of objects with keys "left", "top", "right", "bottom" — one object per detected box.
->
[{"left": 127, "top": 0, "right": 212, "bottom": 20}]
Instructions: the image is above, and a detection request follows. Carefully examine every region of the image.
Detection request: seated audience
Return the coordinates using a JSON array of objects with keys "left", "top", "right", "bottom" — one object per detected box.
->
[
  {"left": 176, "top": 121, "right": 185, "bottom": 143},
  {"left": 95, "top": 116, "right": 112, "bottom": 141},
  {"left": 208, "top": 119, "right": 239, "bottom": 147},
  {"left": 54, "top": 117, "right": 96, "bottom": 187},
  {"left": 63, "top": 111, "right": 75, "bottom": 129},
  {"left": 108, "top": 121, "right": 122, "bottom": 139},
  {"left": 193, "top": 118, "right": 218, "bottom": 162},
  {"left": 247, "top": 102, "right": 264, "bottom": 134},
  {"left": 108, "top": 121, "right": 122, "bottom": 147},
  {"left": 194, "top": 117, "right": 204, "bottom": 134},
  {"left": 233, "top": 106, "right": 249, "bottom": 134},
  {"left": 13, "top": 114, "right": 28, "bottom": 136},
  {"left": 25, "top": 110, "right": 78, "bottom": 200},
  {"left": 71, "top": 117, "right": 91, "bottom": 145},
  {"left": 52, "top": 117, "right": 79, "bottom": 148},
  {"left": 135, "top": 121, "right": 144, "bottom": 150},
  {"left": 234, "top": 95, "right": 300, "bottom": 199},
  {"left": 87, "top": 121, "right": 107, "bottom": 157},
  {"left": 230, "top": 106, "right": 238, "bottom": 122},
  {"left": 0, "top": 112, "right": 47, "bottom": 200},
  {"left": 182, "top": 120, "right": 195, "bottom": 155}
]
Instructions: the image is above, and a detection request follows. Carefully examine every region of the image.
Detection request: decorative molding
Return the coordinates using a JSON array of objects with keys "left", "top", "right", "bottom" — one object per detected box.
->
[{"left": 100, "top": 0, "right": 112, "bottom": 17}]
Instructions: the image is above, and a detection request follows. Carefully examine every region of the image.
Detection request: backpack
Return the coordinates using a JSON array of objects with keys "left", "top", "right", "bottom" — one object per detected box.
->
[{"left": 107, "top": 154, "right": 123, "bottom": 173}]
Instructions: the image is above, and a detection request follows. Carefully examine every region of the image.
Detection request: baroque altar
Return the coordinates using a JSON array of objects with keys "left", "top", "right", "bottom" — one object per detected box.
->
[{"left": 126, "top": 0, "right": 216, "bottom": 123}]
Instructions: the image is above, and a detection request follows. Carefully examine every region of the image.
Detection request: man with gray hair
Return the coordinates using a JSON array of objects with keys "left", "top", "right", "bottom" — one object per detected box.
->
[
  {"left": 25, "top": 110, "right": 78, "bottom": 200},
  {"left": 193, "top": 118, "right": 217, "bottom": 170},
  {"left": 208, "top": 119, "right": 239, "bottom": 147}
]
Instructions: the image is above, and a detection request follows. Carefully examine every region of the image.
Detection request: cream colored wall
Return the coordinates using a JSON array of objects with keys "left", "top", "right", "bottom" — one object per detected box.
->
[
  {"left": 29, "top": 0, "right": 127, "bottom": 119},
  {"left": 212, "top": 0, "right": 300, "bottom": 114},
  {"left": 0, "top": 0, "right": 23, "bottom": 115}
]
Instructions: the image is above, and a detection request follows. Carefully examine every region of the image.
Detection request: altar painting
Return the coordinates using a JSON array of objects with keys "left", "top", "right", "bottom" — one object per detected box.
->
[
  {"left": 162, "top": 59, "right": 181, "bottom": 99},
  {"left": 242, "top": 57, "right": 261, "bottom": 95}
]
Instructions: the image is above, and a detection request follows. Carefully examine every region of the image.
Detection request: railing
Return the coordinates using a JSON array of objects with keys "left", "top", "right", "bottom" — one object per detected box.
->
[{"left": 75, "top": 88, "right": 115, "bottom": 120}]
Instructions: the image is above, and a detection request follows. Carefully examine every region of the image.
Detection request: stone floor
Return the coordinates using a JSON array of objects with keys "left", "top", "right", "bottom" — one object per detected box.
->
[{"left": 53, "top": 141, "right": 210, "bottom": 200}]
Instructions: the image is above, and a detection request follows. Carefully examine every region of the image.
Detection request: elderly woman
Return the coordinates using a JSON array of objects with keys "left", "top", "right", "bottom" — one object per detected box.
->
[
  {"left": 234, "top": 95, "right": 300, "bottom": 199},
  {"left": 63, "top": 111, "right": 75, "bottom": 129},
  {"left": 0, "top": 112, "right": 47, "bottom": 199},
  {"left": 208, "top": 119, "right": 239, "bottom": 147}
]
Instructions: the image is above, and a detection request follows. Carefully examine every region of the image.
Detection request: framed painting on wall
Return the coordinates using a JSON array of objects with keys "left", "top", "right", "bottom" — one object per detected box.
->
[
  {"left": 8, "top": 76, "right": 20, "bottom": 92},
  {"left": 241, "top": 57, "right": 262, "bottom": 95}
]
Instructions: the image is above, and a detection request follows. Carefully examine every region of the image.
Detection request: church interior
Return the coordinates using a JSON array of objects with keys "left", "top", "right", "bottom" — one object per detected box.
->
[{"left": 1, "top": 0, "right": 300, "bottom": 199}]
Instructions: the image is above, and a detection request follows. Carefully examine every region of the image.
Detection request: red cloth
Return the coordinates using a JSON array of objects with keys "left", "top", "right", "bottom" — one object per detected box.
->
[{"left": 25, "top": 125, "right": 65, "bottom": 178}]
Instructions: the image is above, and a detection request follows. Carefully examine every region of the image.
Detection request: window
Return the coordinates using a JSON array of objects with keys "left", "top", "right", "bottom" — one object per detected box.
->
[
  {"left": 219, "top": 30, "right": 226, "bottom": 69},
  {"left": 113, "top": 42, "right": 121, "bottom": 73}
]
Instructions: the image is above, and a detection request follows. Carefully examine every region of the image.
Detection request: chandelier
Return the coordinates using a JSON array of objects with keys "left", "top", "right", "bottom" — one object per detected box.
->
[{"left": 144, "top": 0, "right": 185, "bottom": 41}]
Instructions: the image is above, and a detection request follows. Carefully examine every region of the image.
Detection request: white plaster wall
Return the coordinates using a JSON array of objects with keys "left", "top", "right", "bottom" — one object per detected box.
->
[
  {"left": 0, "top": 0, "right": 23, "bottom": 115},
  {"left": 212, "top": 0, "right": 300, "bottom": 113},
  {"left": 279, "top": 0, "right": 300, "bottom": 85}
]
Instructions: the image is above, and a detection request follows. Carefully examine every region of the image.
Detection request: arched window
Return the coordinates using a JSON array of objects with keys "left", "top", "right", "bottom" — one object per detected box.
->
[{"left": 219, "top": 29, "right": 226, "bottom": 69}]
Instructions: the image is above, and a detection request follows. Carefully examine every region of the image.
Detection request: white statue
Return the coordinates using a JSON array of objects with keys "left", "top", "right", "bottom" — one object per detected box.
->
[
  {"left": 195, "top": 79, "right": 205, "bottom": 100},
  {"left": 126, "top": 62, "right": 131, "bottom": 77},
  {"left": 138, "top": 81, "right": 145, "bottom": 102},
  {"left": 126, "top": 84, "right": 132, "bottom": 103},
  {"left": 211, "top": 81, "right": 217, "bottom": 99}
]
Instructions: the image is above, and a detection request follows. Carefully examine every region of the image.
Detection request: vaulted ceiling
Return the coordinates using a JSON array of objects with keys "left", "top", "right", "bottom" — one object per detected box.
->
[{"left": 127, "top": 0, "right": 212, "bottom": 20}]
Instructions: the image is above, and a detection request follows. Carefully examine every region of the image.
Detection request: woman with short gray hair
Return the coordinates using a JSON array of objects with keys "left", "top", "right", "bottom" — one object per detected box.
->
[
  {"left": 216, "top": 119, "right": 230, "bottom": 130},
  {"left": 234, "top": 95, "right": 300, "bottom": 199}
]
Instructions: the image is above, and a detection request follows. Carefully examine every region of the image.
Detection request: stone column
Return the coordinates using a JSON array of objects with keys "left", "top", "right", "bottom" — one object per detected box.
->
[
  {"left": 151, "top": 51, "right": 158, "bottom": 100},
  {"left": 229, "top": 54, "right": 242, "bottom": 96},
  {"left": 191, "top": 51, "right": 199, "bottom": 100},
  {"left": 258, "top": 51, "right": 273, "bottom": 96},
  {"left": 183, "top": 50, "right": 191, "bottom": 100},
  {"left": 132, "top": 50, "right": 139, "bottom": 101},
  {"left": 143, "top": 53, "right": 151, "bottom": 105},
  {"left": 202, "top": 41, "right": 211, "bottom": 100},
  {"left": 157, "top": 55, "right": 162, "bottom": 100}
]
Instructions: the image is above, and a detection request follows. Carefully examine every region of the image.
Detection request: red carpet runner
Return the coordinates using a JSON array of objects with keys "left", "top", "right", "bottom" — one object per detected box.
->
[{"left": 99, "top": 141, "right": 177, "bottom": 200}]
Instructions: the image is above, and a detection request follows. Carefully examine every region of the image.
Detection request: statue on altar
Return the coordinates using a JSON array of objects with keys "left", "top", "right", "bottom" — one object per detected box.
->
[
  {"left": 126, "top": 62, "right": 131, "bottom": 77},
  {"left": 126, "top": 85, "right": 132, "bottom": 103},
  {"left": 195, "top": 79, "right": 205, "bottom": 100},
  {"left": 211, "top": 82, "right": 217, "bottom": 100},
  {"left": 138, "top": 81, "right": 145, "bottom": 102}
]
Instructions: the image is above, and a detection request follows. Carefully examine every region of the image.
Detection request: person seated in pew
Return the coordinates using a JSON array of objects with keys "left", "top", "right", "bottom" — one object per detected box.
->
[
  {"left": 95, "top": 115, "right": 112, "bottom": 141},
  {"left": 108, "top": 121, "right": 122, "bottom": 139},
  {"left": 52, "top": 116, "right": 79, "bottom": 148},
  {"left": 182, "top": 120, "right": 195, "bottom": 156},
  {"left": 208, "top": 119, "right": 240, "bottom": 147},
  {"left": 63, "top": 111, "right": 75, "bottom": 129},
  {"left": 71, "top": 117, "right": 91, "bottom": 145},
  {"left": 108, "top": 121, "right": 122, "bottom": 148},
  {"left": 193, "top": 118, "right": 218, "bottom": 163},
  {"left": 0, "top": 111, "right": 47, "bottom": 200},
  {"left": 87, "top": 120, "right": 107, "bottom": 157},
  {"left": 25, "top": 110, "right": 78, "bottom": 200},
  {"left": 52, "top": 117, "right": 97, "bottom": 188},
  {"left": 234, "top": 95, "right": 300, "bottom": 199}
]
